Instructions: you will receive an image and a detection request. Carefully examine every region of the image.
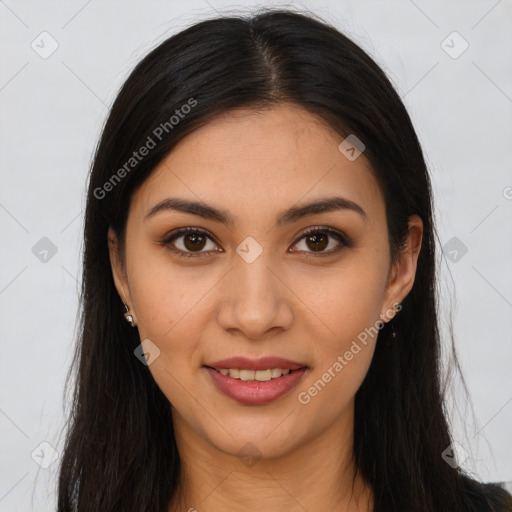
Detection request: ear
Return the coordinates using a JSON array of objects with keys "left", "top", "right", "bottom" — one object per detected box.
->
[
  {"left": 380, "top": 214, "right": 423, "bottom": 321},
  {"left": 108, "top": 226, "right": 136, "bottom": 323}
]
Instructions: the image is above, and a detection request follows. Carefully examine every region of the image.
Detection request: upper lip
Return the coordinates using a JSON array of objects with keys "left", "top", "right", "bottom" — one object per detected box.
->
[{"left": 204, "top": 357, "right": 307, "bottom": 371}]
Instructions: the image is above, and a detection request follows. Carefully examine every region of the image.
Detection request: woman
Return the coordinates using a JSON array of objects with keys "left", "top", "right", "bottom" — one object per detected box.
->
[{"left": 57, "top": 8, "right": 512, "bottom": 511}]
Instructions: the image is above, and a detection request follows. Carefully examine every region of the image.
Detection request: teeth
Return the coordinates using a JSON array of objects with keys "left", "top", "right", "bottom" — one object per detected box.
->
[
  {"left": 229, "top": 368, "right": 240, "bottom": 379},
  {"left": 216, "top": 368, "right": 293, "bottom": 381},
  {"left": 255, "top": 370, "right": 272, "bottom": 381},
  {"left": 240, "top": 369, "right": 255, "bottom": 381}
]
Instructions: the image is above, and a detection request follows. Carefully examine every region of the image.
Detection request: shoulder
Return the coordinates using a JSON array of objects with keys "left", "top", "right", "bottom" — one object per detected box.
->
[{"left": 459, "top": 476, "right": 512, "bottom": 512}]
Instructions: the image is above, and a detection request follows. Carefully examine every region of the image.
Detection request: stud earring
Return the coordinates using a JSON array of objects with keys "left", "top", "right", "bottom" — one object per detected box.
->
[
  {"left": 390, "top": 302, "right": 401, "bottom": 340},
  {"left": 123, "top": 303, "right": 135, "bottom": 327}
]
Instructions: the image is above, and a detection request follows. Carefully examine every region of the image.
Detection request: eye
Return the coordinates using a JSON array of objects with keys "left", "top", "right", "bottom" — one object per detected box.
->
[
  {"left": 161, "top": 228, "right": 221, "bottom": 258},
  {"left": 290, "top": 226, "right": 351, "bottom": 258}
]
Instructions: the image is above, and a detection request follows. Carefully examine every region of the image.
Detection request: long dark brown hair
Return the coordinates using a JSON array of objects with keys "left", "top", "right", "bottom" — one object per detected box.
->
[{"left": 57, "top": 8, "right": 512, "bottom": 511}]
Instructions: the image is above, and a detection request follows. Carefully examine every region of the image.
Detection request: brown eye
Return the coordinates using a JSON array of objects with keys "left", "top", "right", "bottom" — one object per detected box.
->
[
  {"left": 182, "top": 232, "right": 207, "bottom": 251},
  {"left": 163, "top": 228, "right": 220, "bottom": 257},
  {"left": 290, "top": 227, "right": 351, "bottom": 257},
  {"left": 304, "top": 232, "right": 329, "bottom": 252}
]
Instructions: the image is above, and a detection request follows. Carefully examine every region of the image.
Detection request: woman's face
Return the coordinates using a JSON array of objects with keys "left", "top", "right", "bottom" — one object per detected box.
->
[{"left": 109, "top": 103, "right": 422, "bottom": 461}]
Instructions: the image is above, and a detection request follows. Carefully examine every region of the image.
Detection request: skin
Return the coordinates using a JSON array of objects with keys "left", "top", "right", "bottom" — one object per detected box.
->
[{"left": 108, "top": 103, "right": 423, "bottom": 512}]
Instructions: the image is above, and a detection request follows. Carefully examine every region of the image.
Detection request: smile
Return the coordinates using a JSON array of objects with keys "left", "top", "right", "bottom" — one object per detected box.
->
[
  {"left": 209, "top": 367, "right": 294, "bottom": 381},
  {"left": 203, "top": 356, "right": 308, "bottom": 404}
]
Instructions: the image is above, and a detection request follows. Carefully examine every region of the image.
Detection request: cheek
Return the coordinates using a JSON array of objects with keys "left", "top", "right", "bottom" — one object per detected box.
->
[
  {"left": 128, "top": 248, "right": 219, "bottom": 340},
  {"left": 128, "top": 269, "right": 207, "bottom": 414},
  {"left": 303, "top": 253, "right": 388, "bottom": 339},
  {"left": 294, "top": 301, "right": 382, "bottom": 422},
  {"left": 127, "top": 257, "right": 223, "bottom": 403},
  {"left": 297, "top": 256, "right": 388, "bottom": 400}
]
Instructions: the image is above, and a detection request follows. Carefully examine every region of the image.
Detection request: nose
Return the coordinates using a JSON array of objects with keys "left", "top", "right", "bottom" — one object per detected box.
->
[{"left": 216, "top": 253, "right": 293, "bottom": 341}]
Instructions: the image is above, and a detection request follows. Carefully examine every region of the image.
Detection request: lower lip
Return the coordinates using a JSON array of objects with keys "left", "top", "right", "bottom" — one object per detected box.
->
[{"left": 204, "top": 367, "right": 308, "bottom": 405}]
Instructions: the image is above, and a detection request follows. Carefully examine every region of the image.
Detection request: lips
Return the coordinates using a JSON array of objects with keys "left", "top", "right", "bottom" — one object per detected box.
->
[
  {"left": 203, "top": 356, "right": 308, "bottom": 405},
  {"left": 204, "top": 356, "right": 306, "bottom": 371}
]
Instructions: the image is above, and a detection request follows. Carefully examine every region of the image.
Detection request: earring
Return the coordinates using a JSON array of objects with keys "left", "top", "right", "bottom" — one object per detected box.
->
[
  {"left": 123, "top": 303, "right": 135, "bottom": 327},
  {"left": 390, "top": 302, "right": 401, "bottom": 340}
]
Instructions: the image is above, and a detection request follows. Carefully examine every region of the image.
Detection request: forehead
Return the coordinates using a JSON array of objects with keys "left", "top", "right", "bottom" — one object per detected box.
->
[{"left": 130, "top": 103, "right": 385, "bottom": 226}]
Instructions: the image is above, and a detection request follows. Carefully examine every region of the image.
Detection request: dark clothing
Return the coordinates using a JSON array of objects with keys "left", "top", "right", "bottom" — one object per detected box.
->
[{"left": 461, "top": 477, "right": 512, "bottom": 511}]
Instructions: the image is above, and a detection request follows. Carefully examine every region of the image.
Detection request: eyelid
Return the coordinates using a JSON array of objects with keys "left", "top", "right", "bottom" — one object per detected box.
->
[{"left": 161, "top": 225, "right": 352, "bottom": 257}]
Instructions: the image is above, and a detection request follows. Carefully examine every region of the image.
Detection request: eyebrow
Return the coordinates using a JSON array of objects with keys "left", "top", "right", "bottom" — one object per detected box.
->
[{"left": 144, "top": 196, "right": 367, "bottom": 227}]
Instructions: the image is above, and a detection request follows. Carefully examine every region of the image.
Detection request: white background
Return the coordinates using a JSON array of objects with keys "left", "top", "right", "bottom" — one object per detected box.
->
[{"left": 0, "top": 1, "right": 511, "bottom": 510}]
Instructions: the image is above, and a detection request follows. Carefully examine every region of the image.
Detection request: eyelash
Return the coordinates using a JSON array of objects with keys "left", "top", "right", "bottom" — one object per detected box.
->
[{"left": 160, "top": 226, "right": 353, "bottom": 259}]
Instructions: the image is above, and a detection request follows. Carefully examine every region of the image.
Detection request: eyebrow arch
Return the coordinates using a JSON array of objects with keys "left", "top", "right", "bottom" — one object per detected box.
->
[{"left": 144, "top": 196, "right": 367, "bottom": 227}]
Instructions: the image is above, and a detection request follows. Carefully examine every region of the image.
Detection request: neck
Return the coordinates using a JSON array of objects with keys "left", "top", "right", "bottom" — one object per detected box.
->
[{"left": 168, "top": 403, "right": 373, "bottom": 512}]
